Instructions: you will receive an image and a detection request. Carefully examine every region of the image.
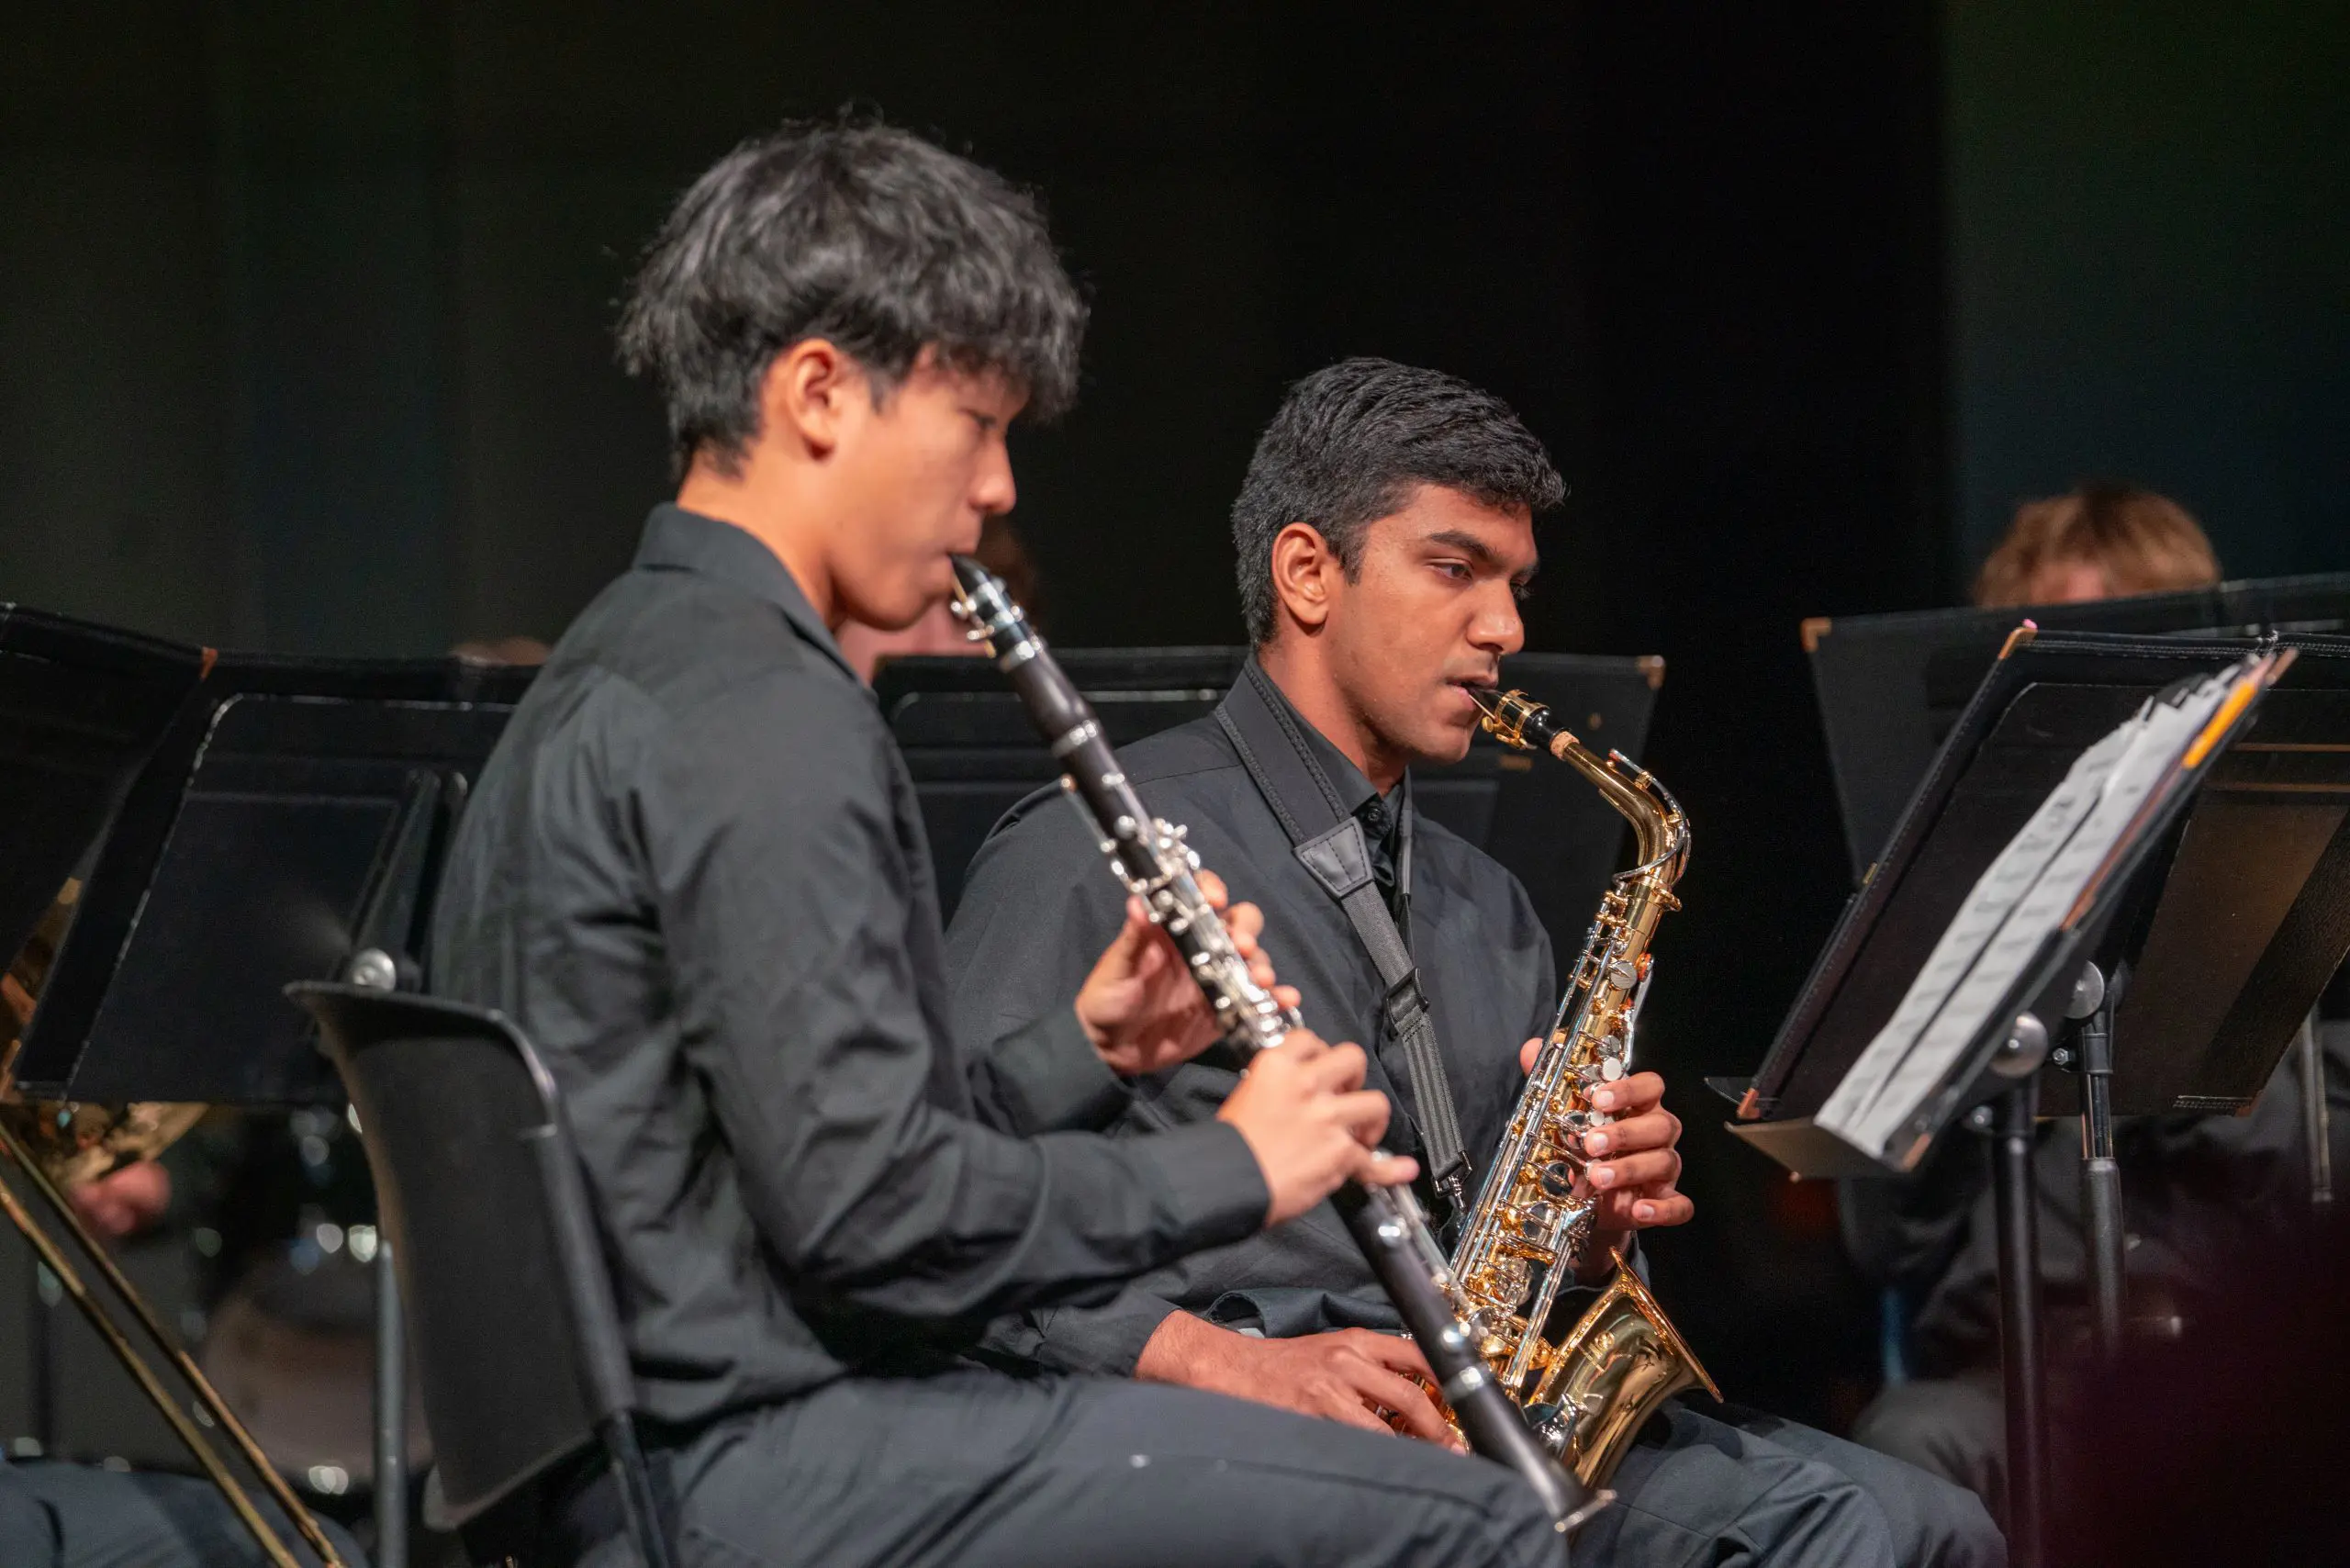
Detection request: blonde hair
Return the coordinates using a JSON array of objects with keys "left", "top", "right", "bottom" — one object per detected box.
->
[{"left": 1974, "top": 484, "right": 2220, "bottom": 608}]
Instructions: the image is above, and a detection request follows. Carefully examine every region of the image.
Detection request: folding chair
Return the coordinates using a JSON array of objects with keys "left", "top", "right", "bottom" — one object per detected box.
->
[{"left": 289, "top": 982, "right": 675, "bottom": 1568}]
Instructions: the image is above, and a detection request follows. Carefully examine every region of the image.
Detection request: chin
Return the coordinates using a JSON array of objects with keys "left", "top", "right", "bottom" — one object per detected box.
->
[
  {"left": 1414, "top": 716, "right": 1478, "bottom": 767},
  {"left": 848, "top": 581, "right": 942, "bottom": 634}
]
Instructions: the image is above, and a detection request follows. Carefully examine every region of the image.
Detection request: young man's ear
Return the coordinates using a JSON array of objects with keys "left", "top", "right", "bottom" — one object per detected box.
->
[
  {"left": 1268, "top": 521, "right": 1339, "bottom": 633},
  {"left": 757, "top": 339, "right": 864, "bottom": 459}
]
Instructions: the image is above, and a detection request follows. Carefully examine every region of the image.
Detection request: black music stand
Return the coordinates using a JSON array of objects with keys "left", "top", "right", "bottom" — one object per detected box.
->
[
  {"left": 15, "top": 651, "right": 535, "bottom": 1568},
  {"left": 1803, "top": 571, "right": 2350, "bottom": 879},
  {"left": 0, "top": 608, "right": 207, "bottom": 1459},
  {"left": 1734, "top": 629, "right": 2350, "bottom": 1568},
  {"left": 0, "top": 608, "right": 206, "bottom": 967},
  {"left": 878, "top": 648, "right": 1665, "bottom": 952}
]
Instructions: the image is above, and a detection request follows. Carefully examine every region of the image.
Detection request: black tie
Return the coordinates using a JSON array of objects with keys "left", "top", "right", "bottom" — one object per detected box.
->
[{"left": 1357, "top": 794, "right": 1406, "bottom": 937}]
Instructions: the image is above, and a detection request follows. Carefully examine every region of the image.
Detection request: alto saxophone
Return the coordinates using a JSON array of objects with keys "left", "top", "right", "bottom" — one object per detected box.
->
[{"left": 1448, "top": 686, "right": 1719, "bottom": 1488}]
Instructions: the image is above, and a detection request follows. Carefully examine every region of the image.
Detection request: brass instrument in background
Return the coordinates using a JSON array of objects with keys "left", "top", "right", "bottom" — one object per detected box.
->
[
  {"left": 1442, "top": 688, "right": 1719, "bottom": 1489},
  {"left": 0, "top": 886, "right": 345, "bottom": 1568}
]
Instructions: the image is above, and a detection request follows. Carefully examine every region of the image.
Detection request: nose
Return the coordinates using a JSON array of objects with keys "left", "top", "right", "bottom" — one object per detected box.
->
[
  {"left": 1468, "top": 583, "right": 1526, "bottom": 659},
  {"left": 972, "top": 433, "right": 1017, "bottom": 518}
]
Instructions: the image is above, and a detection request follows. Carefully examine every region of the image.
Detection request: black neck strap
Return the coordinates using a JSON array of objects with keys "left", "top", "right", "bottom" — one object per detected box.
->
[{"left": 1214, "top": 663, "right": 1472, "bottom": 1211}]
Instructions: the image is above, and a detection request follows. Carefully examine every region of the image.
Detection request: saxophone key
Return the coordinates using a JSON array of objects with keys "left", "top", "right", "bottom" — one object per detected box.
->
[{"left": 1481, "top": 1253, "right": 1533, "bottom": 1308}]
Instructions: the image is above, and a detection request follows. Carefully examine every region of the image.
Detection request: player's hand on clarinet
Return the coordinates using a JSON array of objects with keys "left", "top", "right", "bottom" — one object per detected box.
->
[
  {"left": 1076, "top": 869, "right": 1299, "bottom": 1078},
  {"left": 1220, "top": 1030, "right": 1415, "bottom": 1225}
]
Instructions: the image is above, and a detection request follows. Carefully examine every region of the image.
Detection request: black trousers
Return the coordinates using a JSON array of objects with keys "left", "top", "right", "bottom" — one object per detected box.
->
[
  {"left": 0, "top": 1459, "right": 364, "bottom": 1568},
  {"left": 1849, "top": 1367, "right": 2010, "bottom": 1529},
  {"left": 570, "top": 1372, "right": 1998, "bottom": 1568},
  {"left": 587, "top": 1370, "right": 1562, "bottom": 1568}
]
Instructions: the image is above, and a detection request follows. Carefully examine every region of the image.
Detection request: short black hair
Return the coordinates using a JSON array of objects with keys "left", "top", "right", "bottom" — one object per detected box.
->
[
  {"left": 1230, "top": 357, "right": 1564, "bottom": 644},
  {"left": 618, "top": 118, "right": 1086, "bottom": 475}
]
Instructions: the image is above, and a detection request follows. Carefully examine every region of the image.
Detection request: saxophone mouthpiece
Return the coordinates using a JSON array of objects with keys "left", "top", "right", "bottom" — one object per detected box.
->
[{"left": 1472, "top": 688, "right": 1549, "bottom": 751}]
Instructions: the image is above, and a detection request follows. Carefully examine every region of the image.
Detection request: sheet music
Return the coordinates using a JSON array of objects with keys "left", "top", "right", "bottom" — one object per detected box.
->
[
  {"left": 1815, "top": 721, "right": 2131, "bottom": 1145},
  {"left": 1818, "top": 666, "right": 2241, "bottom": 1157}
]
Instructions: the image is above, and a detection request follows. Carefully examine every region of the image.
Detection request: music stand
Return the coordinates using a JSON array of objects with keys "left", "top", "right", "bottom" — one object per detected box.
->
[
  {"left": 15, "top": 650, "right": 536, "bottom": 1568},
  {"left": 0, "top": 607, "right": 206, "bottom": 969},
  {"left": 0, "top": 607, "right": 205, "bottom": 1463},
  {"left": 878, "top": 648, "right": 1665, "bottom": 953},
  {"left": 1803, "top": 571, "right": 2350, "bottom": 880},
  {"left": 1735, "top": 629, "right": 2350, "bottom": 1568}
]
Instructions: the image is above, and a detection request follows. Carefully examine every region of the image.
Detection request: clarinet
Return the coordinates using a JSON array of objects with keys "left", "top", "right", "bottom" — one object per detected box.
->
[{"left": 950, "top": 557, "right": 1605, "bottom": 1537}]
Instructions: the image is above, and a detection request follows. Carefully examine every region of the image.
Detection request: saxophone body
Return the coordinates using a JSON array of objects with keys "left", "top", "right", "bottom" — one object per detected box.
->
[{"left": 1451, "top": 687, "right": 1720, "bottom": 1487}]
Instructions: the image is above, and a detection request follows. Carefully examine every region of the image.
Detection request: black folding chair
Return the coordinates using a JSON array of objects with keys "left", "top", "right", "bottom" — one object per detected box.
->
[{"left": 288, "top": 982, "right": 676, "bottom": 1568}]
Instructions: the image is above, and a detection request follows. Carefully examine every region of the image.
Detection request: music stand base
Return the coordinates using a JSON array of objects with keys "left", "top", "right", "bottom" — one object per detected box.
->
[
  {"left": 375, "top": 1246, "right": 408, "bottom": 1568},
  {"left": 1995, "top": 1079, "right": 2048, "bottom": 1568},
  {"left": 2076, "top": 972, "right": 2127, "bottom": 1360}
]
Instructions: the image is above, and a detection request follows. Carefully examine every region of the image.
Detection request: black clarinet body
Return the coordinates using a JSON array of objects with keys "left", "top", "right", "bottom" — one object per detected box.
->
[{"left": 949, "top": 557, "right": 1603, "bottom": 1537}]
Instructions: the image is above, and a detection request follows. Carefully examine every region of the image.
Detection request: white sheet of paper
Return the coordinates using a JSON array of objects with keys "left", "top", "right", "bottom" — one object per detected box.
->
[{"left": 1816, "top": 718, "right": 2134, "bottom": 1146}]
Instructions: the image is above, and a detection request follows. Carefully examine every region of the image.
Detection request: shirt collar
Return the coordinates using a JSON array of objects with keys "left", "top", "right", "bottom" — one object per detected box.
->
[{"left": 632, "top": 504, "right": 860, "bottom": 685}]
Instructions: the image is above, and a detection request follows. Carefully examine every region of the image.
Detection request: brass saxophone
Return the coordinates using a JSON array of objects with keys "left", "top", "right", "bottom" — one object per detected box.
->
[{"left": 1447, "top": 687, "right": 1719, "bottom": 1488}]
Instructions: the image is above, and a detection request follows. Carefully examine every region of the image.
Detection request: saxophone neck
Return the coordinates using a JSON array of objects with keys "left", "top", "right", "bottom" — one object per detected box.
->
[{"left": 1472, "top": 688, "right": 1690, "bottom": 880}]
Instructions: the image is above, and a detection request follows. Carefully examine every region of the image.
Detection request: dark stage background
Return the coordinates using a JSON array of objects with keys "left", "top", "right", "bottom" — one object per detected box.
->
[{"left": 3, "top": 0, "right": 2344, "bottom": 1447}]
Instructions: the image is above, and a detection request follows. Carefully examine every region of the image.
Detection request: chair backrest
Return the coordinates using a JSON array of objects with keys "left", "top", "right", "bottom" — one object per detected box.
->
[{"left": 288, "top": 981, "right": 635, "bottom": 1529}]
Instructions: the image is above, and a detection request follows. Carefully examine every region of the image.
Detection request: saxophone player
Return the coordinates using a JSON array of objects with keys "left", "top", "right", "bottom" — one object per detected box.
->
[{"left": 947, "top": 358, "right": 2004, "bottom": 1568}]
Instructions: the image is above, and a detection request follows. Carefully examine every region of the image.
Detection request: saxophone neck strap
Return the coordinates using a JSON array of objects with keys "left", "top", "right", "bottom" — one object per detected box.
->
[{"left": 1214, "top": 662, "right": 1472, "bottom": 1213}]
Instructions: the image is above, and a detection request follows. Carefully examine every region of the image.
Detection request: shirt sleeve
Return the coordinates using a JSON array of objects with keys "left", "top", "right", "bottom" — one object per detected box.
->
[
  {"left": 638, "top": 675, "right": 1267, "bottom": 1323},
  {"left": 1520, "top": 879, "right": 1561, "bottom": 1049},
  {"left": 948, "top": 788, "right": 1142, "bottom": 1135},
  {"left": 980, "top": 1282, "right": 1185, "bottom": 1376}
]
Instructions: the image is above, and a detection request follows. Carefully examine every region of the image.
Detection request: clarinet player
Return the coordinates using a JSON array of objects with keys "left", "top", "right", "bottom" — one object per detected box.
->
[
  {"left": 430, "top": 123, "right": 1587, "bottom": 1567},
  {"left": 947, "top": 358, "right": 2005, "bottom": 1568}
]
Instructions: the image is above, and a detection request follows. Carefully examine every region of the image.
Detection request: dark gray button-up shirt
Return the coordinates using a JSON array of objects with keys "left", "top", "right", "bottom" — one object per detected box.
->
[
  {"left": 429, "top": 505, "right": 1269, "bottom": 1428},
  {"left": 946, "top": 667, "right": 1565, "bottom": 1376}
]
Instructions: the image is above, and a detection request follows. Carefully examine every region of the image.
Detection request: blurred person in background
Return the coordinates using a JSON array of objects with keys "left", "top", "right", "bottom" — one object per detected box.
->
[
  {"left": 5, "top": 935, "right": 364, "bottom": 1568},
  {"left": 1844, "top": 483, "right": 2350, "bottom": 1521},
  {"left": 449, "top": 635, "right": 551, "bottom": 666},
  {"left": 2050, "top": 1208, "right": 2350, "bottom": 1563},
  {"left": 1971, "top": 482, "right": 2220, "bottom": 607}
]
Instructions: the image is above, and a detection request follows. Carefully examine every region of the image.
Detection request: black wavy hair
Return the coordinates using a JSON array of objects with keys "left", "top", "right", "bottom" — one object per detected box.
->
[
  {"left": 1230, "top": 357, "right": 1563, "bottom": 644},
  {"left": 619, "top": 118, "right": 1086, "bottom": 476}
]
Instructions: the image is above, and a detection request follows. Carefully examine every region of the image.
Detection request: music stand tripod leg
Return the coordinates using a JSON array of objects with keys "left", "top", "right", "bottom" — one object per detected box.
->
[
  {"left": 2300, "top": 1011, "right": 2333, "bottom": 1212},
  {"left": 2076, "top": 971, "right": 2125, "bottom": 1360},
  {"left": 1994, "top": 1074, "right": 2048, "bottom": 1568},
  {"left": 375, "top": 1242, "right": 408, "bottom": 1568}
]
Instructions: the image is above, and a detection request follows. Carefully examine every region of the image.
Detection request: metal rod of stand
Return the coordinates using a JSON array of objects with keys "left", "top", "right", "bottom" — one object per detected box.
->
[
  {"left": 2077, "top": 991, "right": 2126, "bottom": 1359},
  {"left": 375, "top": 1240, "right": 408, "bottom": 1568},
  {"left": 1995, "top": 1076, "right": 2047, "bottom": 1568},
  {"left": 29, "top": 1250, "right": 55, "bottom": 1455},
  {"left": 2299, "top": 1011, "right": 2333, "bottom": 1212}
]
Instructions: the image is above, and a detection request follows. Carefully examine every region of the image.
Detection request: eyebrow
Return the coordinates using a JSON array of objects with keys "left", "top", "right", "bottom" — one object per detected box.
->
[{"left": 1424, "top": 529, "right": 1540, "bottom": 584}]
